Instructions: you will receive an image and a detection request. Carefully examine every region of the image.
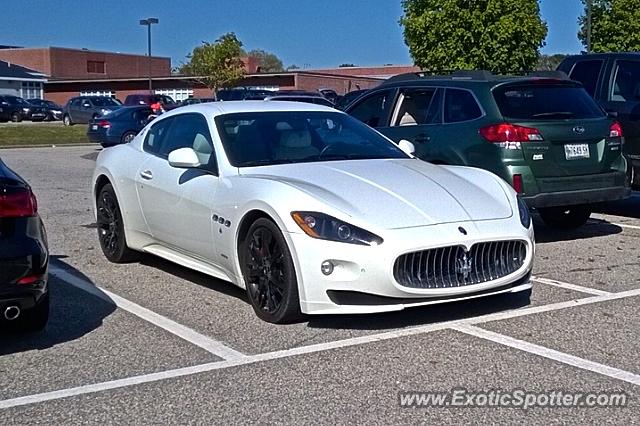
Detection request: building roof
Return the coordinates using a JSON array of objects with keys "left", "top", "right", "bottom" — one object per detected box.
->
[{"left": 0, "top": 60, "right": 47, "bottom": 82}]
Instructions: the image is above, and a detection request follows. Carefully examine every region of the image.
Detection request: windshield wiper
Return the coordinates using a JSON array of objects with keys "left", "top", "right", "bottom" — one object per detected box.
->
[{"left": 531, "top": 111, "right": 575, "bottom": 118}]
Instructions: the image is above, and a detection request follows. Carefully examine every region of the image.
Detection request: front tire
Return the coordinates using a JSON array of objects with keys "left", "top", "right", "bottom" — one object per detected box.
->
[
  {"left": 240, "top": 218, "right": 302, "bottom": 324},
  {"left": 96, "top": 183, "right": 138, "bottom": 263},
  {"left": 539, "top": 205, "right": 591, "bottom": 229},
  {"left": 11, "top": 112, "right": 21, "bottom": 123},
  {"left": 63, "top": 114, "right": 73, "bottom": 126}
]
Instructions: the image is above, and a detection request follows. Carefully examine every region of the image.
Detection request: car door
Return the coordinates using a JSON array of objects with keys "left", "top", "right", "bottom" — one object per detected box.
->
[
  {"left": 136, "top": 112, "right": 219, "bottom": 261},
  {"left": 77, "top": 97, "right": 94, "bottom": 123},
  {"left": 376, "top": 87, "right": 443, "bottom": 161}
]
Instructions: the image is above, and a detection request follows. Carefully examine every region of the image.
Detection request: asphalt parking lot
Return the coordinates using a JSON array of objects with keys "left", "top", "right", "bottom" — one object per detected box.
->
[{"left": 1, "top": 145, "right": 639, "bottom": 424}]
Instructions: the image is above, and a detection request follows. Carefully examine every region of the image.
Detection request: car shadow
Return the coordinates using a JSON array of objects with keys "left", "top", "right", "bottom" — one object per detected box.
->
[
  {"left": 0, "top": 258, "right": 116, "bottom": 354},
  {"left": 306, "top": 290, "right": 529, "bottom": 330},
  {"left": 593, "top": 192, "right": 640, "bottom": 219},
  {"left": 532, "top": 216, "right": 623, "bottom": 243},
  {"left": 139, "top": 254, "right": 248, "bottom": 303}
]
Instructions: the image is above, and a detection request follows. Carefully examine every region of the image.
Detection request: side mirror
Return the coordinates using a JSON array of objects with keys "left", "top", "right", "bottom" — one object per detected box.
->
[
  {"left": 168, "top": 147, "right": 201, "bottom": 168},
  {"left": 398, "top": 139, "right": 416, "bottom": 156}
]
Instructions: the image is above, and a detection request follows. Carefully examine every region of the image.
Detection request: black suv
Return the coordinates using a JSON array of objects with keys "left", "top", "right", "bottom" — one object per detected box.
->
[
  {"left": 345, "top": 71, "right": 629, "bottom": 228},
  {"left": 0, "top": 95, "right": 46, "bottom": 122},
  {"left": 558, "top": 53, "right": 640, "bottom": 187}
]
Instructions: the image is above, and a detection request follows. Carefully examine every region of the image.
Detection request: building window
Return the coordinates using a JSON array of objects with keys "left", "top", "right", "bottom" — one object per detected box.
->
[
  {"left": 80, "top": 90, "right": 116, "bottom": 98},
  {"left": 87, "top": 60, "right": 105, "bottom": 74},
  {"left": 20, "top": 81, "right": 43, "bottom": 99},
  {"left": 155, "top": 88, "right": 194, "bottom": 102}
]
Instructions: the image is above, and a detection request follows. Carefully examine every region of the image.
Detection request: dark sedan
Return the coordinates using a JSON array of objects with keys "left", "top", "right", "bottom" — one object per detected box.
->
[
  {"left": 87, "top": 106, "right": 154, "bottom": 147},
  {"left": 0, "top": 157, "right": 49, "bottom": 332},
  {"left": 27, "top": 99, "right": 64, "bottom": 121}
]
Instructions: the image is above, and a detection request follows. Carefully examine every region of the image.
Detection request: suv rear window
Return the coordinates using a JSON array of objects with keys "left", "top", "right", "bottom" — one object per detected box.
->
[{"left": 493, "top": 83, "right": 605, "bottom": 120}]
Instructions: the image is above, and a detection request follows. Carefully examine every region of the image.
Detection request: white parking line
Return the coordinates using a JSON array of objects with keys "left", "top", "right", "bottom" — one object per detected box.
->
[
  {"left": 532, "top": 276, "right": 610, "bottom": 296},
  {"left": 3, "top": 286, "right": 640, "bottom": 409},
  {"left": 50, "top": 267, "right": 246, "bottom": 361},
  {"left": 589, "top": 218, "right": 640, "bottom": 231},
  {"left": 453, "top": 325, "right": 640, "bottom": 386}
]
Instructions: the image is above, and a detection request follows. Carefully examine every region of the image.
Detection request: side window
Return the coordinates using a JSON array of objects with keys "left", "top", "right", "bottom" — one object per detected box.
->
[
  {"left": 611, "top": 60, "right": 640, "bottom": 102},
  {"left": 348, "top": 90, "right": 393, "bottom": 127},
  {"left": 143, "top": 117, "right": 173, "bottom": 155},
  {"left": 161, "top": 114, "right": 217, "bottom": 172},
  {"left": 70, "top": 98, "right": 81, "bottom": 107},
  {"left": 444, "top": 89, "right": 483, "bottom": 123},
  {"left": 569, "top": 60, "right": 603, "bottom": 97},
  {"left": 392, "top": 88, "right": 440, "bottom": 126}
]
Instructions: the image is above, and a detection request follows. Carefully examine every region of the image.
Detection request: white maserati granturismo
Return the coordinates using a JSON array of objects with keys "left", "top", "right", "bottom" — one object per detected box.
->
[{"left": 92, "top": 101, "right": 535, "bottom": 323}]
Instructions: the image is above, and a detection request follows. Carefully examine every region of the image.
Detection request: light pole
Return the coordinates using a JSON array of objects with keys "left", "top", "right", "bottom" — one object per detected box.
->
[
  {"left": 586, "top": 0, "right": 592, "bottom": 53},
  {"left": 139, "top": 18, "right": 159, "bottom": 93}
]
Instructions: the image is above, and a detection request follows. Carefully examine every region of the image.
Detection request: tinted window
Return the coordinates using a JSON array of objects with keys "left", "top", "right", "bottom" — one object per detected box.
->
[
  {"left": 493, "top": 83, "right": 605, "bottom": 120},
  {"left": 348, "top": 90, "right": 393, "bottom": 127},
  {"left": 70, "top": 98, "right": 81, "bottom": 107},
  {"left": 215, "top": 111, "right": 408, "bottom": 167},
  {"left": 143, "top": 117, "right": 173, "bottom": 155},
  {"left": 393, "top": 88, "right": 439, "bottom": 126},
  {"left": 444, "top": 89, "right": 482, "bottom": 123},
  {"left": 611, "top": 60, "right": 640, "bottom": 102},
  {"left": 569, "top": 60, "right": 603, "bottom": 97},
  {"left": 91, "top": 97, "right": 120, "bottom": 107},
  {"left": 160, "top": 114, "right": 216, "bottom": 170}
]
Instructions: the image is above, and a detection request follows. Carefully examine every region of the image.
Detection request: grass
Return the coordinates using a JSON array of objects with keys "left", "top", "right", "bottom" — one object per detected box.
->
[{"left": 0, "top": 123, "right": 89, "bottom": 147}]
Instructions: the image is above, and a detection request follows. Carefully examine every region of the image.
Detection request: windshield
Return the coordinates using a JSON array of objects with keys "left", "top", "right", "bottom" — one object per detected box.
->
[
  {"left": 493, "top": 83, "right": 605, "bottom": 120},
  {"left": 91, "top": 97, "right": 120, "bottom": 107},
  {"left": 215, "top": 111, "right": 408, "bottom": 167}
]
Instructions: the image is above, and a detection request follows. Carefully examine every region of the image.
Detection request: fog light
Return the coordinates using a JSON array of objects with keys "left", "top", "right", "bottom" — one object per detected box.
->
[{"left": 321, "top": 260, "right": 334, "bottom": 276}]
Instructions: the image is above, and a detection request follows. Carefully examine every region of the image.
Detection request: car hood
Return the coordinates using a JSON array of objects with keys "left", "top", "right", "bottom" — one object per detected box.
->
[{"left": 240, "top": 159, "right": 513, "bottom": 229}]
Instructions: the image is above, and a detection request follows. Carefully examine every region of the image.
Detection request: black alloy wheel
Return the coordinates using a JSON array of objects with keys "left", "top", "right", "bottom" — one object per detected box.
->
[
  {"left": 241, "top": 218, "right": 302, "bottom": 323},
  {"left": 96, "top": 183, "right": 137, "bottom": 263}
]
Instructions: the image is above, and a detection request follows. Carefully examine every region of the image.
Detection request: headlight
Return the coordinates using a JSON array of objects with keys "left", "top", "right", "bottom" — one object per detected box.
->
[
  {"left": 291, "top": 211, "right": 383, "bottom": 246},
  {"left": 22, "top": 107, "right": 30, "bottom": 113},
  {"left": 517, "top": 197, "right": 531, "bottom": 228}
]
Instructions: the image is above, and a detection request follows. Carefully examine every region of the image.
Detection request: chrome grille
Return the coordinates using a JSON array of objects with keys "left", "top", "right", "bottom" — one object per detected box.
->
[{"left": 393, "top": 240, "right": 527, "bottom": 289}]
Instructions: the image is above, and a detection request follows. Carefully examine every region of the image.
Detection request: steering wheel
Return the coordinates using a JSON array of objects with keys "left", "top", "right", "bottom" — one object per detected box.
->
[{"left": 318, "top": 142, "right": 346, "bottom": 158}]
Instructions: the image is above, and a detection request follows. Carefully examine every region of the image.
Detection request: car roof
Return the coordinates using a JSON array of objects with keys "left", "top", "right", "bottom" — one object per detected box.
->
[
  {"left": 563, "top": 52, "right": 640, "bottom": 61},
  {"left": 162, "top": 100, "right": 338, "bottom": 117}
]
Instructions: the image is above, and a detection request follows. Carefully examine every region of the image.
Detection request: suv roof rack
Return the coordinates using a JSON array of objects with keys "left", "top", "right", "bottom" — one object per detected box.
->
[{"left": 382, "top": 70, "right": 498, "bottom": 84}]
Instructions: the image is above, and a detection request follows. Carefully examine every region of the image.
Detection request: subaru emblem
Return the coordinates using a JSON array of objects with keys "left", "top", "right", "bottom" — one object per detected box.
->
[{"left": 573, "top": 126, "right": 585, "bottom": 134}]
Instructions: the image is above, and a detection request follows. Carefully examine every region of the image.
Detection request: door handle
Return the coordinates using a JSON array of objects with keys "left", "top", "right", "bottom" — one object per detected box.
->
[
  {"left": 139, "top": 170, "right": 153, "bottom": 180},
  {"left": 414, "top": 133, "right": 431, "bottom": 144}
]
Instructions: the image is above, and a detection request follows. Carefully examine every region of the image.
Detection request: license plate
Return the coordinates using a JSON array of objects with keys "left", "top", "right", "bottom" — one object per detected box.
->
[
  {"left": 564, "top": 144, "right": 590, "bottom": 160},
  {"left": 91, "top": 124, "right": 98, "bottom": 130}
]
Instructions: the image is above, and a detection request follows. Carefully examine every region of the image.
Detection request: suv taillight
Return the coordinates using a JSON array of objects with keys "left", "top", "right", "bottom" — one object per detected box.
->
[
  {"left": 0, "top": 187, "right": 38, "bottom": 218},
  {"left": 610, "top": 121, "right": 623, "bottom": 138},
  {"left": 480, "top": 123, "right": 544, "bottom": 149}
]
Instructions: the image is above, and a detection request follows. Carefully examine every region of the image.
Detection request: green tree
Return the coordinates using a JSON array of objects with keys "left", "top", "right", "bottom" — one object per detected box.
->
[
  {"left": 400, "top": 0, "right": 548, "bottom": 73},
  {"left": 248, "top": 49, "right": 284, "bottom": 72},
  {"left": 578, "top": 0, "right": 640, "bottom": 52},
  {"left": 536, "top": 54, "right": 568, "bottom": 71},
  {"left": 179, "top": 33, "right": 246, "bottom": 97}
]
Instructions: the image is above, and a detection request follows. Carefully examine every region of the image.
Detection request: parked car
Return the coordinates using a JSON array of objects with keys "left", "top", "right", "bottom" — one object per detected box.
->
[
  {"left": 87, "top": 106, "right": 155, "bottom": 147},
  {"left": 557, "top": 53, "right": 640, "bottom": 188},
  {"left": 345, "top": 71, "right": 630, "bottom": 229},
  {"left": 179, "top": 97, "right": 216, "bottom": 107},
  {"left": 318, "top": 88, "right": 339, "bottom": 104},
  {"left": 260, "top": 94, "right": 335, "bottom": 107},
  {"left": 216, "top": 88, "right": 275, "bottom": 101},
  {"left": 92, "top": 101, "right": 534, "bottom": 323},
  {"left": 335, "top": 89, "right": 369, "bottom": 110},
  {"left": 0, "top": 156, "right": 49, "bottom": 332},
  {"left": 27, "top": 99, "right": 64, "bottom": 121},
  {"left": 123, "top": 94, "right": 179, "bottom": 114},
  {"left": 63, "top": 96, "right": 122, "bottom": 125},
  {"left": 0, "top": 95, "right": 46, "bottom": 122}
]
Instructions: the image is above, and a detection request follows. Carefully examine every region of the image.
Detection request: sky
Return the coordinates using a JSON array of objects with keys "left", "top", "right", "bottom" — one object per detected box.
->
[{"left": 1, "top": 0, "right": 584, "bottom": 69}]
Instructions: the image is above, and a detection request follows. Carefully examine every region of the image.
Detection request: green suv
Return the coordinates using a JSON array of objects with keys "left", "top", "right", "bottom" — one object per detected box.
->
[{"left": 345, "top": 71, "right": 630, "bottom": 228}]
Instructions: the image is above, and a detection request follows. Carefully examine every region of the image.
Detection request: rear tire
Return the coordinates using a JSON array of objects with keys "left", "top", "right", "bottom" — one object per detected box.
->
[
  {"left": 240, "top": 218, "right": 303, "bottom": 324},
  {"left": 121, "top": 131, "right": 137, "bottom": 144},
  {"left": 19, "top": 291, "right": 50, "bottom": 332},
  {"left": 539, "top": 205, "right": 591, "bottom": 229},
  {"left": 96, "top": 183, "right": 138, "bottom": 263},
  {"left": 11, "top": 112, "right": 21, "bottom": 123}
]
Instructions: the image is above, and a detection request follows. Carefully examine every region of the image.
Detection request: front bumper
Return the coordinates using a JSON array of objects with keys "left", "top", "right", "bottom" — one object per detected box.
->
[{"left": 288, "top": 218, "right": 535, "bottom": 315}]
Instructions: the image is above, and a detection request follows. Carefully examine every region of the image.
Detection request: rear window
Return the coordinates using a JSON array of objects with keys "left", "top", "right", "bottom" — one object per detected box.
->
[{"left": 493, "top": 83, "right": 605, "bottom": 120}]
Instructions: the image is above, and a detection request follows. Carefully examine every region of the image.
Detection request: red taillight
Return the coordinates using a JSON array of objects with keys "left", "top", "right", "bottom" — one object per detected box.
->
[
  {"left": 609, "top": 121, "right": 623, "bottom": 138},
  {"left": 98, "top": 120, "right": 111, "bottom": 129},
  {"left": 0, "top": 188, "right": 37, "bottom": 218},
  {"left": 513, "top": 174, "right": 524, "bottom": 194},
  {"left": 17, "top": 274, "right": 44, "bottom": 285},
  {"left": 480, "top": 123, "right": 544, "bottom": 147}
]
